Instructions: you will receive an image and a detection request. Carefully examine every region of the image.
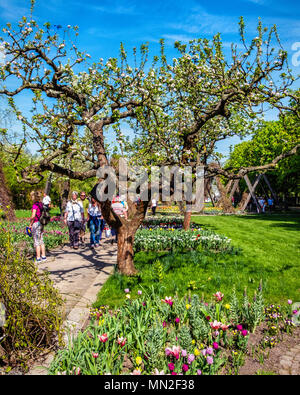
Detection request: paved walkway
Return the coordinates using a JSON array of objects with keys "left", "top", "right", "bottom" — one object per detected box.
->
[{"left": 28, "top": 236, "right": 117, "bottom": 374}]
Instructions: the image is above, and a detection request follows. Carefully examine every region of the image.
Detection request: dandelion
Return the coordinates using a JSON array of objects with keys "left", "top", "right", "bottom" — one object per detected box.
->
[{"left": 135, "top": 356, "right": 142, "bottom": 366}]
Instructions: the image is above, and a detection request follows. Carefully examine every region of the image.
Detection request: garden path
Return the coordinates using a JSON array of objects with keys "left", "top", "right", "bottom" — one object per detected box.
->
[{"left": 28, "top": 236, "right": 117, "bottom": 375}]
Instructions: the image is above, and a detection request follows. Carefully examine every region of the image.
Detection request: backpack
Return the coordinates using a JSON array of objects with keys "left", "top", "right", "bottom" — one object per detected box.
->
[{"left": 36, "top": 202, "right": 51, "bottom": 227}]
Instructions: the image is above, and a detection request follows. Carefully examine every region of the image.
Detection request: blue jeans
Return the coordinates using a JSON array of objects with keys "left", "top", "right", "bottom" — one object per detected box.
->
[{"left": 89, "top": 218, "right": 105, "bottom": 245}]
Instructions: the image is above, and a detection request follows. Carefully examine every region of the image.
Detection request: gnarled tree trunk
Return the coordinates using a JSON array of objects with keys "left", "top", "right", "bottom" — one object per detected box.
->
[
  {"left": 117, "top": 223, "right": 138, "bottom": 276},
  {"left": 91, "top": 182, "right": 149, "bottom": 276}
]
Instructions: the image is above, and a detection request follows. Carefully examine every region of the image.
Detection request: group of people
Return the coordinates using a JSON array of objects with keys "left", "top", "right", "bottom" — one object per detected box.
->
[
  {"left": 29, "top": 189, "right": 129, "bottom": 262},
  {"left": 258, "top": 196, "right": 275, "bottom": 213}
]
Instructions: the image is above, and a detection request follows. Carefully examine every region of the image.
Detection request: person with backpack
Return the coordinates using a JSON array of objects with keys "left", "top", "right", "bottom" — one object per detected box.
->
[
  {"left": 64, "top": 191, "right": 84, "bottom": 249},
  {"left": 29, "top": 190, "right": 46, "bottom": 263}
]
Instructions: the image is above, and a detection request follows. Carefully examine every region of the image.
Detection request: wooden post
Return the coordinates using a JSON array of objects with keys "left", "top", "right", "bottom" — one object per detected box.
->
[
  {"left": 262, "top": 174, "right": 279, "bottom": 204},
  {"left": 243, "top": 174, "right": 262, "bottom": 213}
]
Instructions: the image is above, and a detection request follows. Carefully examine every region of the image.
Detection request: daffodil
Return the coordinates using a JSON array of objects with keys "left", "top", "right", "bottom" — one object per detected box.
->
[{"left": 136, "top": 356, "right": 142, "bottom": 366}]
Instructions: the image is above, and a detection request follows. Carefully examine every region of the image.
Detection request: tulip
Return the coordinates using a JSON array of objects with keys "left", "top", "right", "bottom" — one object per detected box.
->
[
  {"left": 214, "top": 291, "right": 224, "bottom": 301},
  {"left": 187, "top": 354, "right": 195, "bottom": 364},
  {"left": 98, "top": 333, "right": 108, "bottom": 343},
  {"left": 213, "top": 342, "right": 219, "bottom": 350}
]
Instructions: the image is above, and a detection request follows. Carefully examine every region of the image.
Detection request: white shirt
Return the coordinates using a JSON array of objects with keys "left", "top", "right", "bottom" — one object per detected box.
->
[
  {"left": 43, "top": 195, "right": 51, "bottom": 205},
  {"left": 65, "top": 201, "right": 83, "bottom": 221},
  {"left": 88, "top": 203, "right": 101, "bottom": 217},
  {"left": 151, "top": 199, "right": 157, "bottom": 207}
]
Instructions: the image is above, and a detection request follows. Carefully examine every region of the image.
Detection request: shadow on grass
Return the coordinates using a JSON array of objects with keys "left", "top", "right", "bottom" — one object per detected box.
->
[
  {"left": 231, "top": 213, "right": 300, "bottom": 232},
  {"left": 193, "top": 212, "right": 300, "bottom": 233}
]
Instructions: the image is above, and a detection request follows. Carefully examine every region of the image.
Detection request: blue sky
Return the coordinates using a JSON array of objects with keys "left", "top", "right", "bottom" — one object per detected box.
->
[{"left": 0, "top": 0, "right": 300, "bottom": 157}]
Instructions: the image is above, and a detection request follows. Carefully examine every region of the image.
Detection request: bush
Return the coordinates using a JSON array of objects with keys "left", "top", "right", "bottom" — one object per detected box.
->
[{"left": 0, "top": 227, "right": 65, "bottom": 371}]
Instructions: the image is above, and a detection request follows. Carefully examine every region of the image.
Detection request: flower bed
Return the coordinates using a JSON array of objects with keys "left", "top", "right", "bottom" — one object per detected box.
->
[
  {"left": 0, "top": 217, "right": 69, "bottom": 255},
  {"left": 48, "top": 285, "right": 297, "bottom": 375},
  {"left": 134, "top": 228, "right": 235, "bottom": 254}
]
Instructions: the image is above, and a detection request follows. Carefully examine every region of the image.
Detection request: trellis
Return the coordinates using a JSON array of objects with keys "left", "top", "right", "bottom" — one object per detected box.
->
[{"left": 226, "top": 173, "right": 278, "bottom": 212}]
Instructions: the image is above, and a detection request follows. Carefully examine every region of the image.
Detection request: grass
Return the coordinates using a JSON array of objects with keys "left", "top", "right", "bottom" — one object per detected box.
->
[
  {"left": 95, "top": 213, "right": 300, "bottom": 309},
  {"left": 15, "top": 208, "right": 61, "bottom": 218}
]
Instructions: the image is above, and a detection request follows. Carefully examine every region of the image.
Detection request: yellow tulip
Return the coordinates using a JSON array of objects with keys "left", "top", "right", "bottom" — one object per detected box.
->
[{"left": 194, "top": 348, "right": 200, "bottom": 356}]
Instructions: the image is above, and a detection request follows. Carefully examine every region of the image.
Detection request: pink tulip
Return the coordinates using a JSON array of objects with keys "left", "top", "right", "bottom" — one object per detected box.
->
[
  {"left": 210, "top": 320, "right": 222, "bottom": 330},
  {"left": 213, "top": 342, "right": 219, "bottom": 350},
  {"left": 98, "top": 333, "right": 108, "bottom": 343},
  {"left": 214, "top": 291, "right": 224, "bottom": 302}
]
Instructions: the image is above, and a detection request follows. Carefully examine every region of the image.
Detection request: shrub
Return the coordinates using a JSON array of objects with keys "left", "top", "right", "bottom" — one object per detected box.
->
[{"left": 0, "top": 227, "right": 65, "bottom": 370}]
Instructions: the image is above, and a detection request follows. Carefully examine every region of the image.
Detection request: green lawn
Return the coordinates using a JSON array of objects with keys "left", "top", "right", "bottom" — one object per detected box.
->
[
  {"left": 94, "top": 213, "right": 300, "bottom": 309},
  {"left": 15, "top": 208, "right": 61, "bottom": 218}
]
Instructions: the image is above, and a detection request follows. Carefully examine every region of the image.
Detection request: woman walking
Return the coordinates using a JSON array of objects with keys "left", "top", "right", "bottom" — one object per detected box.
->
[
  {"left": 29, "top": 190, "right": 46, "bottom": 263},
  {"left": 87, "top": 197, "right": 103, "bottom": 248},
  {"left": 64, "top": 191, "right": 84, "bottom": 249}
]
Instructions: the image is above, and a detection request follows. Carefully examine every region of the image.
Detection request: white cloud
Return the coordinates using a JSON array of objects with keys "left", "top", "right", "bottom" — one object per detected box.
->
[{"left": 0, "top": 0, "right": 29, "bottom": 20}]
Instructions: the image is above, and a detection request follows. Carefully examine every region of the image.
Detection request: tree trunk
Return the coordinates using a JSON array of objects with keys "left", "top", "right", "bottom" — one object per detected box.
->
[
  {"left": 183, "top": 201, "right": 192, "bottom": 230},
  {"left": 44, "top": 173, "right": 53, "bottom": 195},
  {"left": 117, "top": 224, "right": 138, "bottom": 276},
  {"left": 215, "top": 176, "right": 235, "bottom": 213},
  {"left": 60, "top": 178, "right": 70, "bottom": 218}
]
